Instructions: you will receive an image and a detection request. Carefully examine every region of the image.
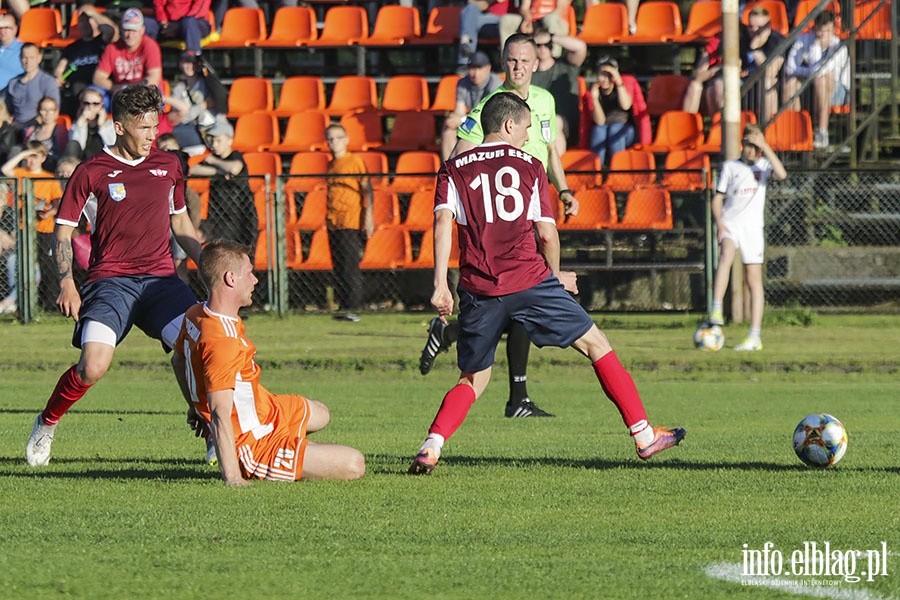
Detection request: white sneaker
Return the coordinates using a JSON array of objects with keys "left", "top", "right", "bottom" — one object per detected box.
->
[
  {"left": 205, "top": 437, "right": 218, "bottom": 466},
  {"left": 26, "top": 414, "right": 56, "bottom": 466},
  {"left": 734, "top": 337, "right": 763, "bottom": 352},
  {"left": 813, "top": 130, "right": 829, "bottom": 150}
]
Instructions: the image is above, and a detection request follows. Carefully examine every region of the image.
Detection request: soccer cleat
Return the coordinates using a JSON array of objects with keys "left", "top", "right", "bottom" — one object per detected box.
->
[
  {"left": 708, "top": 310, "right": 725, "bottom": 326},
  {"left": 205, "top": 437, "right": 218, "bottom": 466},
  {"left": 734, "top": 337, "right": 763, "bottom": 351},
  {"left": 635, "top": 426, "right": 686, "bottom": 460},
  {"left": 407, "top": 447, "right": 439, "bottom": 475},
  {"left": 419, "top": 317, "right": 450, "bottom": 375},
  {"left": 505, "top": 398, "right": 555, "bottom": 418},
  {"left": 26, "top": 414, "right": 56, "bottom": 467}
]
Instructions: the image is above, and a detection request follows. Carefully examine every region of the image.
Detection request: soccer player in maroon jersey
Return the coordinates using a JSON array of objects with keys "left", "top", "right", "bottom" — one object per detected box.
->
[
  {"left": 407, "top": 92, "right": 685, "bottom": 475},
  {"left": 26, "top": 84, "right": 203, "bottom": 467}
]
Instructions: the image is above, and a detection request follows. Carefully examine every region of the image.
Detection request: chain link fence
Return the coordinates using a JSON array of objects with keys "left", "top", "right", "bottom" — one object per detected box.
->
[{"left": 3, "top": 167, "right": 899, "bottom": 322}]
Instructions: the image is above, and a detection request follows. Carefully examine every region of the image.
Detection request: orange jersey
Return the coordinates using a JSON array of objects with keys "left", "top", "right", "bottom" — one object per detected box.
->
[
  {"left": 325, "top": 153, "right": 368, "bottom": 230},
  {"left": 176, "top": 302, "right": 311, "bottom": 480},
  {"left": 12, "top": 168, "right": 63, "bottom": 234}
]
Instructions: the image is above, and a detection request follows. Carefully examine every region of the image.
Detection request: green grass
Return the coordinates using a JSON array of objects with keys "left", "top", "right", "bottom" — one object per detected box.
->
[{"left": 0, "top": 311, "right": 898, "bottom": 599}]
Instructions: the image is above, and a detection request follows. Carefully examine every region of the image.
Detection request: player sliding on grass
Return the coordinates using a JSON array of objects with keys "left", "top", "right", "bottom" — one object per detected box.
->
[
  {"left": 407, "top": 92, "right": 685, "bottom": 475},
  {"left": 26, "top": 84, "right": 203, "bottom": 467},
  {"left": 173, "top": 240, "right": 365, "bottom": 485}
]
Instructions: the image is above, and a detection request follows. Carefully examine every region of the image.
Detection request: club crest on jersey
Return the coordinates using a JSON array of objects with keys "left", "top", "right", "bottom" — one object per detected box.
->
[
  {"left": 108, "top": 183, "right": 126, "bottom": 201},
  {"left": 541, "top": 120, "right": 551, "bottom": 143},
  {"left": 149, "top": 169, "right": 168, "bottom": 177}
]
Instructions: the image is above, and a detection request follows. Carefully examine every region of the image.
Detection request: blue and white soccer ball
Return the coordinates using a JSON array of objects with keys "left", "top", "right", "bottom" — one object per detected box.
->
[
  {"left": 693, "top": 323, "right": 724, "bottom": 351},
  {"left": 793, "top": 413, "right": 848, "bottom": 467}
]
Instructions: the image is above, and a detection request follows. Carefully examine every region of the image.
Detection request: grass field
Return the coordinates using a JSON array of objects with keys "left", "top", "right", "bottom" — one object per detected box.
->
[{"left": 0, "top": 311, "right": 898, "bottom": 599}]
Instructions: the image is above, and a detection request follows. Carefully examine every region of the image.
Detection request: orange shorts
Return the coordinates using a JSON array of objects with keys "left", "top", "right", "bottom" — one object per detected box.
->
[{"left": 236, "top": 394, "right": 311, "bottom": 481}]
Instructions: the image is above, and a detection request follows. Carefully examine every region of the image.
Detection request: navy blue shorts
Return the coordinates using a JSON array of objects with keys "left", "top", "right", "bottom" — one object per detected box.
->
[
  {"left": 456, "top": 276, "right": 595, "bottom": 373},
  {"left": 73, "top": 275, "right": 198, "bottom": 349}
]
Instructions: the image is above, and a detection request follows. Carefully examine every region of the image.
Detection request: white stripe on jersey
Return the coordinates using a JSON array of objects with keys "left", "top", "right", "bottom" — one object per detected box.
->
[{"left": 238, "top": 444, "right": 296, "bottom": 481}]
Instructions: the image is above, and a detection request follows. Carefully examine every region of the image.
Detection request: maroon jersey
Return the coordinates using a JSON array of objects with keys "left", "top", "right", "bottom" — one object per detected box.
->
[
  {"left": 56, "top": 147, "right": 186, "bottom": 283},
  {"left": 434, "top": 141, "right": 555, "bottom": 296}
]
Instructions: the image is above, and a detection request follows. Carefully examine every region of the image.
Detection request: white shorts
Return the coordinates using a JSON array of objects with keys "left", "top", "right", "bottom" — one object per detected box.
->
[{"left": 722, "top": 221, "right": 764, "bottom": 264}]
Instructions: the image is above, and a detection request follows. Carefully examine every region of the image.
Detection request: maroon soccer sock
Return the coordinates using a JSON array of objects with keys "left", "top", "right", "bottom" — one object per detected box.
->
[
  {"left": 592, "top": 352, "right": 649, "bottom": 432},
  {"left": 428, "top": 383, "right": 477, "bottom": 440},
  {"left": 42, "top": 366, "right": 92, "bottom": 426}
]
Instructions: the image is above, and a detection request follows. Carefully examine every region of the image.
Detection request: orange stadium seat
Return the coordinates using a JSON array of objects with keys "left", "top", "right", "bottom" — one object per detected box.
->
[
  {"left": 765, "top": 109, "right": 814, "bottom": 152},
  {"left": 578, "top": 3, "right": 629, "bottom": 44},
  {"left": 293, "top": 226, "right": 334, "bottom": 270},
  {"left": 793, "top": 0, "right": 842, "bottom": 33},
  {"left": 205, "top": 7, "right": 267, "bottom": 48},
  {"left": 325, "top": 76, "right": 379, "bottom": 117},
  {"left": 285, "top": 151, "right": 329, "bottom": 194},
  {"left": 392, "top": 151, "right": 440, "bottom": 194},
  {"left": 253, "top": 6, "right": 317, "bottom": 47},
  {"left": 855, "top": 0, "right": 892, "bottom": 40},
  {"left": 357, "top": 151, "right": 390, "bottom": 189},
  {"left": 362, "top": 5, "right": 421, "bottom": 46},
  {"left": 226, "top": 77, "right": 274, "bottom": 118},
  {"left": 21, "top": 7, "right": 62, "bottom": 47},
  {"left": 558, "top": 186, "right": 618, "bottom": 230},
  {"left": 407, "top": 226, "right": 459, "bottom": 269},
  {"left": 382, "top": 112, "right": 438, "bottom": 152},
  {"left": 243, "top": 151, "right": 282, "bottom": 193},
  {"left": 381, "top": 76, "right": 431, "bottom": 114},
  {"left": 673, "top": 1, "right": 723, "bottom": 42},
  {"left": 431, "top": 75, "right": 462, "bottom": 113},
  {"left": 611, "top": 187, "right": 673, "bottom": 230},
  {"left": 305, "top": 6, "right": 368, "bottom": 47},
  {"left": 605, "top": 149, "right": 657, "bottom": 192},
  {"left": 372, "top": 189, "right": 401, "bottom": 228},
  {"left": 272, "top": 76, "right": 326, "bottom": 117},
  {"left": 639, "top": 110, "right": 704, "bottom": 153},
  {"left": 340, "top": 111, "right": 384, "bottom": 151},
  {"left": 402, "top": 189, "right": 436, "bottom": 232},
  {"left": 187, "top": 178, "right": 210, "bottom": 220},
  {"left": 232, "top": 113, "right": 279, "bottom": 153},
  {"left": 292, "top": 189, "right": 328, "bottom": 232},
  {"left": 413, "top": 5, "right": 462, "bottom": 45},
  {"left": 560, "top": 149, "right": 602, "bottom": 191},
  {"left": 268, "top": 111, "right": 329, "bottom": 154},
  {"left": 661, "top": 150, "right": 712, "bottom": 191},
  {"left": 627, "top": 2, "right": 682, "bottom": 43},
  {"left": 697, "top": 111, "right": 757, "bottom": 154},
  {"left": 359, "top": 226, "right": 412, "bottom": 270}
]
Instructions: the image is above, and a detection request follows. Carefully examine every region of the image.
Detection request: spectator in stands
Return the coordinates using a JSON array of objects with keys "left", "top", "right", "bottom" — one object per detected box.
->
[
  {"left": 152, "top": 0, "right": 213, "bottom": 54},
  {"left": 441, "top": 51, "right": 502, "bottom": 160},
  {"left": 783, "top": 10, "right": 849, "bottom": 150},
  {"left": 170, "top": 51, "right": 222, "bottom": 155},
  {"left": 530, "top": 22, "right": 587, "bottom": 154},
  {"left": 499, "top": 0, "right": 571, "bottom": 57},
  {"left": 55, "top": 155, "right": 81, "bottom": 181},
  {"left": 5, "top": 44, "right": 59, "bottom": 126},
  {"left": 92, "top": 8, "right": 163, "bottom": 96},
  {"left": 582, "top": 57, "right": 650, "bottom": 164},
  {"left": 0, "top": 13, "right": 24, "bottom": 92},
  {"left": 20, "top": 96, "right": 69, "bottom": 173},
  {"left": 324, "top": 123, "right": 373, "bottom": 321},
  {"left": 1, "top": 141, "right": 64, "bottom": 311},
  {"left": 683, "top": 33, "right": 723, "bottom": 115},
  {"left": 3, "top": 0, "right": 28, "bottom": 22},
  {"left": 740, "top": 5, "right": 785, "bottom": 121},
  {"left": 66, "top": 87, "right": 116, "bottom": 160},
  {"left": 54, "top": 4, "right": 119, "bottom": 118},
  {"left": 189, "top": 117, "right": 257, "bottom": 258},
  {"left": 457, "top": 0, "right": 507, "bottom": 73}
]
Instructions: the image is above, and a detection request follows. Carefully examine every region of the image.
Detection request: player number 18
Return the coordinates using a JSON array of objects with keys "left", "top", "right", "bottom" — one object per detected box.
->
[{"left": 469, "top": 166, "right": 525, "bottom": 223}]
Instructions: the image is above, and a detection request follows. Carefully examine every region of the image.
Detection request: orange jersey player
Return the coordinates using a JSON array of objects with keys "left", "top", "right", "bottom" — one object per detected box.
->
[{"left": 173, "top": 239, "right": 365, "bottom": 486}]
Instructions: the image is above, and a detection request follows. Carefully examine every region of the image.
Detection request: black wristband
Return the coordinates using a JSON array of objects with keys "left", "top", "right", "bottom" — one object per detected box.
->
[{"left": 560, "top": 189, "right": 574, "bottom": 197}]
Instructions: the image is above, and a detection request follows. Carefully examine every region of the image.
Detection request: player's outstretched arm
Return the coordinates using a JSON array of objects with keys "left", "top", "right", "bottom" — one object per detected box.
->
[
  {"left": 171, "top": 211, "right": 203, "bottom": 266},
  {"left": 430, "top": 209, "right": 455, "bottom": 320},
  {"left": 53, "top": 223, "right": 82, "bottom": 320},
  {"left": 208, "top": 390, "right": 251, "bottom": 487}
]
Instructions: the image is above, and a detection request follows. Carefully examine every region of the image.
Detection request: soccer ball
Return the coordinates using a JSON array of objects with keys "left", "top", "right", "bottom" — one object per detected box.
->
[
  {"left": 793, "top": 413, "right": 848, "bottom": 467},
  {"left": 693, "top": 323, "right": 724, "bottom": 351}
]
